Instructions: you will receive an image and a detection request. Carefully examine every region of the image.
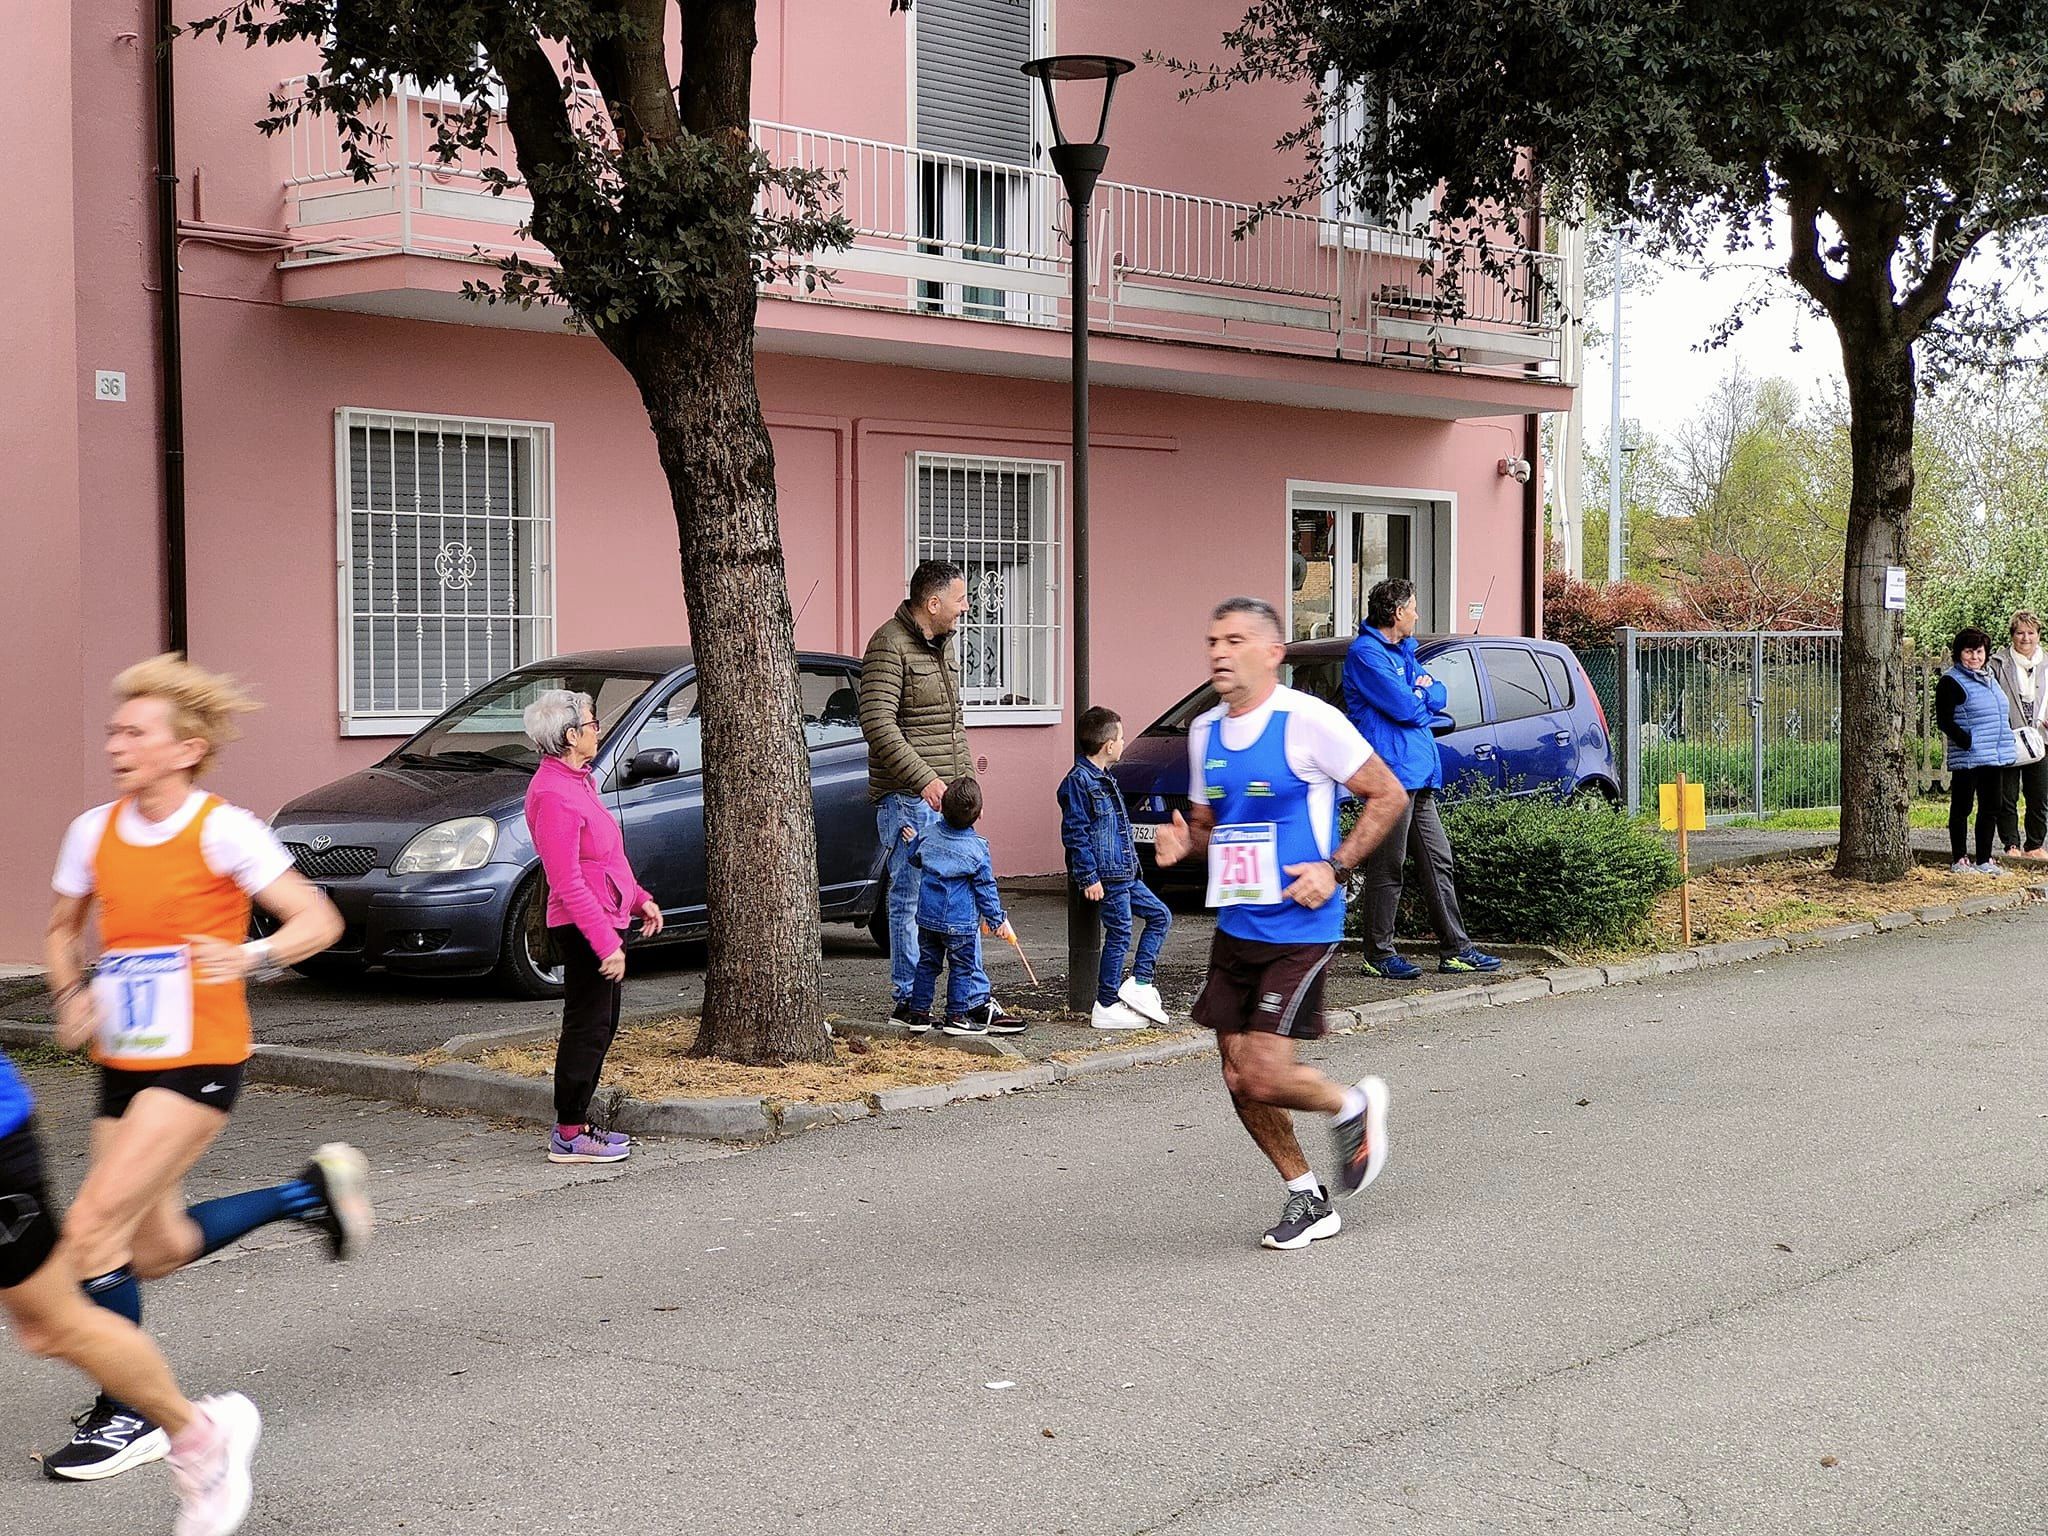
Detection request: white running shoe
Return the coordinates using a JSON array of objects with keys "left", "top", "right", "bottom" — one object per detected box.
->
[
  {"left": 307, "top": 1142, "right": 374, "bottom": 1260},
  {"left": 1090, "top": 1000, "right": 1150, "bottom": 1031},
  {"left": 1117, "top": 977, "right": 1169, "bottom": 1025},
  {"left": 170, "top": 1392, "right": 261, "bottom": 1536}
]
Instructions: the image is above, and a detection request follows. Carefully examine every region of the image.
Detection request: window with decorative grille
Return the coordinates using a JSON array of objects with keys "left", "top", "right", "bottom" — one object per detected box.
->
[
  {"left": 339, "top": 410, "right": 555, "bottom": 731},
  {"left": 910, "top": 453, "right": 1061, "bottom": 721}
]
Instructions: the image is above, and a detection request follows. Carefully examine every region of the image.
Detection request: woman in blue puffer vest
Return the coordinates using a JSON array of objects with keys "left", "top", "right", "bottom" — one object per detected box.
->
[{"left": 1936, "top": 626, "right": 2019, "bottom": 872}]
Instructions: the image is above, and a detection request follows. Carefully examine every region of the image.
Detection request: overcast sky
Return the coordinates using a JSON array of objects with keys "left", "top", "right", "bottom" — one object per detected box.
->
[{"left": 1582, "top": 236, "right": 1845, "bottom": 446}]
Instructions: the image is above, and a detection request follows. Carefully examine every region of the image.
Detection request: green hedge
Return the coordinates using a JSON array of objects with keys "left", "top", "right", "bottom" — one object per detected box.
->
[{"left": 1346, "top": 792, "right": 1678, "bottom": 947}]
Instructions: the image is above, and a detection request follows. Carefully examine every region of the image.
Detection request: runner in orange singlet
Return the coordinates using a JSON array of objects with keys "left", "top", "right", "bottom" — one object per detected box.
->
[{"left": 40, "top": 656, "right": 370, "bottom": 1485}]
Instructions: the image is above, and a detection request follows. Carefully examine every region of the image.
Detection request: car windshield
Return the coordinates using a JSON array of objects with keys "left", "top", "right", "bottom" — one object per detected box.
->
[
  {"left": 394, "top": 669, "right": 661, "bottom": 770},
  {"left": 1143, "top": 656, "right": 1346, "bottom": 734}
]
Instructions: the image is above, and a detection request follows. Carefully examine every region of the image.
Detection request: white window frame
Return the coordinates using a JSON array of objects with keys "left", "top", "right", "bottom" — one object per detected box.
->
[
  {"left": 1319, "top": 71, "right": 1436, "bottom": 259},
  {"left": 1283, "top": 480, "right": 1457, "bottom": 640},
  {"left": 334, "top": 407, "right": 558, "bottom": 736},
  {"left": 906, "top": 451, "right": 1064, "bottom": 726}
]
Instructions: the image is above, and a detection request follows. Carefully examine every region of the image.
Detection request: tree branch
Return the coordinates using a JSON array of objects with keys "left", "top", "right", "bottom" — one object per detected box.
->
[
  {"left": 679, "top": 0, "right": 755, "bottom": 137},
  {"left": 588, "top": 0, "right": 680, "bottom": 149},
  {"left": 1783, "top": 168, "right": 1844, "bottom": 321},
  {"left": 1899, "top": 200, "right": 1978, "bottom": 341}
]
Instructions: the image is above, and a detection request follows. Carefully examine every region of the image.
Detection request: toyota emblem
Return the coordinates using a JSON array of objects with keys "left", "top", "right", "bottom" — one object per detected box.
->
[{"left": 308, "top": 835, "right": 334, "bottom": 851}]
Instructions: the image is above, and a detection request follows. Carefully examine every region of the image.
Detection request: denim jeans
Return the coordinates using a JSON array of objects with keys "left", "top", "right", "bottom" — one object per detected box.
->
[
  {"left": 877, "top": 793, "right": 938, "bottom": 1002},
  {"left": 1097, "top": 878, "right": 1172, "bottom": 1007},
  {"left": 909, "top": 928, "right": 989, "bottom": 1017}
]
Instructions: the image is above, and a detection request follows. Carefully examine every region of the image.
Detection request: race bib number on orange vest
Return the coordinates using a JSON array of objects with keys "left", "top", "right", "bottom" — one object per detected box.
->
[
  {"left": 1206, "top": 823, "right": 1282, "bottom": 907},
  {"left": 93, "top": 946, "right": 196, "bottom": 1062}
]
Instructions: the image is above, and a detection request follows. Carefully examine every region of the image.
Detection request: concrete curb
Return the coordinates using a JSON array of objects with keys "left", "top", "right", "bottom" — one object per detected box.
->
[{"left": 6, "top": 878, "right": 2038, "bottom": 1142}]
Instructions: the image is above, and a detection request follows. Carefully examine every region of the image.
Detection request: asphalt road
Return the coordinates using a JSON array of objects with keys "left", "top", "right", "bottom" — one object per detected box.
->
[{"left": 5, "top": 899, "right": 2043, "bottom": 1533}]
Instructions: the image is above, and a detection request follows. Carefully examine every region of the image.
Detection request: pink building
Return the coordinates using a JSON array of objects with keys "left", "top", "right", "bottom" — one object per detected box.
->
[{"left": 4, "top": 0, "right": 1570, "bottom": 962}]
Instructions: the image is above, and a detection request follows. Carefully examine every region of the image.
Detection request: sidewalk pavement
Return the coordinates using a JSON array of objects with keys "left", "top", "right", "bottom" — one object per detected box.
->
[{"left": 0, "top": 829, "right": 1949, "bottom": 1064}]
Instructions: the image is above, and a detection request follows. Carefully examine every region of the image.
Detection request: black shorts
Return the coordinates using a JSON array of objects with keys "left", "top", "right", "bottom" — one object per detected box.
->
[
  {"left": 0, "top": 1121, "right": 61, "bottom": 1290},
  {"left": 97, "top": 1062, "right": 245, "bottom": 1120},
  {"left": 1191, "top": 932, "right": 1340, "bottom": 1041}
]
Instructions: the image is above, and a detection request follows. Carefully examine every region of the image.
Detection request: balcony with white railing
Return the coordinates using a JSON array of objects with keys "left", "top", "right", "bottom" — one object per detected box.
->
[{"left": 277, "top": 82, "right": 1565, "bottom": 388}]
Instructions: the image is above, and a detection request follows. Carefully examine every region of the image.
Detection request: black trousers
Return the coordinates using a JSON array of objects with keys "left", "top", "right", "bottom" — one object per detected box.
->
[
  {"left": 1950, "top": 766, "right": 2010, "bottom": 862},
  {"left": 551, "top": 925, "right": 625, "bottom": 1125},
  {"left": 1996, "top": 757, "right": 2048, "bottom": 853}
]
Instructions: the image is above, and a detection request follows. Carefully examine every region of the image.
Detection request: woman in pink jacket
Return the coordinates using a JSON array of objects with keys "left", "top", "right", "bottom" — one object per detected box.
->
[{"left": 522, "top": 690, "right": 663, "bottom": 1164}]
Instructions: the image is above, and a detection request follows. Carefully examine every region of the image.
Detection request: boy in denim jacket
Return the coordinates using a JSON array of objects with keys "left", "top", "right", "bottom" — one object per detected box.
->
[
  {"left": 907, "top": 778, "right": 1021, "bottom": 1038},
  {"left": 1058, "top": 707, "right": 1173, "bottom": 1031}
]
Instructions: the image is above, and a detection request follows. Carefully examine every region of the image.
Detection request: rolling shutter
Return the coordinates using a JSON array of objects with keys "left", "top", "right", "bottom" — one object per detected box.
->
[{"left": 915, "top": 0, "right": 1034, "bottom": 167}]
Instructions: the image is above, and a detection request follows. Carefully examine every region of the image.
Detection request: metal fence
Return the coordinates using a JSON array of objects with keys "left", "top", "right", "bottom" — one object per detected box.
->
[
  {"left": 1587, "top": 630, "right": 1842, "bottom": 816},
  {"left": 1580, "top": 631, "right": 1957, "bottom": 816}
]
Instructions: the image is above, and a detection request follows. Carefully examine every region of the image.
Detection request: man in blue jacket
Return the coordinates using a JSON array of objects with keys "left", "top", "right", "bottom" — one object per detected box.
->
[{"left": 1341, "top": 579, "right": 1501, "bottom": 979}]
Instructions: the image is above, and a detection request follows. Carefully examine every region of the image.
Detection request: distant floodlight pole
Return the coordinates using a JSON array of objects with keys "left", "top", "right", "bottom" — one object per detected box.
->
[
  {"left": 1608, "top": 227, "right": 1625, "bottom": 583},
  {"left": 1024, "top": 52, "right": 1134, "bottom": 1015}
]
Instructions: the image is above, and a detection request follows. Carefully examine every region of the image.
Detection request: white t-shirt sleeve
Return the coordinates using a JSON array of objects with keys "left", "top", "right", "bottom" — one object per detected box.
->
[
  {"left": 1187, "top": 715, "right": 1214, "bottom": 805},
  {"left": 51, "top": 805, "right": 115, "bottom": 899},
  {"left": 201, "top": 805, "right": 298, "bottom": 897},
  {"left": 1288, "top": 693, "right": 1375, "bottom": 787}
]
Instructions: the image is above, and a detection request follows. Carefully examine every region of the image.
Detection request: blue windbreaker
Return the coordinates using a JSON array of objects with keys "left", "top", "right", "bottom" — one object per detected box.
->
[{"left": 1342, "top": 624, "right": 1446, "bottom": 791}]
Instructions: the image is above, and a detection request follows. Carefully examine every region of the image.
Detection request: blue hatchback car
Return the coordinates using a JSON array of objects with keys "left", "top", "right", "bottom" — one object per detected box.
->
[
  {"left": 266, "top": 647, "right": 884, "bottom": 996},
  {"left": 1111, "top": 634, "right": 1618, "bottom": 881}
]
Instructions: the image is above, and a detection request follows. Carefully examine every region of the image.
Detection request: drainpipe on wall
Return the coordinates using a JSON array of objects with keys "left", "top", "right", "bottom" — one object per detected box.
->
[
  {"left": 154, "top": 0, "right": 189, "bottom": 654},
  {"left": 1522, "top": 171, "right": 1544, "bottom": 638}
]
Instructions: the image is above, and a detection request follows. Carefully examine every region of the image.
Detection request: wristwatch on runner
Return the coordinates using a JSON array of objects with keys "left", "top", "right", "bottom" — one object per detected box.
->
[{"left": 1326, "top": 857, "right": 1355, "bottom": 883}]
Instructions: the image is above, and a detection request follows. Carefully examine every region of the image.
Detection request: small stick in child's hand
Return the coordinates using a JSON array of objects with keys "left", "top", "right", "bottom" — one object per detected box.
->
[{"left": 986, "top": 922, "right": 1040, "bottom": 986}]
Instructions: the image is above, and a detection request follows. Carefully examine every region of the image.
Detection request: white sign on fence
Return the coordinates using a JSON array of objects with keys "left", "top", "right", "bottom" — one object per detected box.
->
[{"left": 1884, "top": 566, "right": 1908, "bottom": 610}]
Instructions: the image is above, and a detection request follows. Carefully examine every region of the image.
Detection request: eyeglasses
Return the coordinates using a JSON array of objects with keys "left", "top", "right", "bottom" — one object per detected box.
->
[{"left": 574, "top": 716, "right": 599, "bottom": 734}]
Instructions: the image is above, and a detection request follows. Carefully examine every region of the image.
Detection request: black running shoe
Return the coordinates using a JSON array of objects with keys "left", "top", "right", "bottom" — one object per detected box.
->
[
  {"left": 42, "top": 1396, "right": 169, "bottom": 1481},
  {"left": 1331, "top": 1075, "right": 1391, "bottom": 1195},
  {"left": 890, "top": 1000, "right": 927, "bottom": 1030},
  {"left": 1261, "top": 1187, "right": 1341, "bottom": 1250},
  {"left": 981, "top": 1000, "right": 1026, "bottom": 1035}
]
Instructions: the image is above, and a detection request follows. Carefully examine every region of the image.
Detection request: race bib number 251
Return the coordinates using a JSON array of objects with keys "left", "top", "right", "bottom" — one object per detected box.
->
[
  {"left": 92, "top": 946, "right": 195, "bottom": 1062},
  {"left": 1206, "top": 823, "right": 1282, "bottom": 908}
]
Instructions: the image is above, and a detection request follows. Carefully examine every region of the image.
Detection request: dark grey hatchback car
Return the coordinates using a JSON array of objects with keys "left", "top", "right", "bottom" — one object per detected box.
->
[{"left": 266, "top": 648, "right": 884, "bottom": 996}]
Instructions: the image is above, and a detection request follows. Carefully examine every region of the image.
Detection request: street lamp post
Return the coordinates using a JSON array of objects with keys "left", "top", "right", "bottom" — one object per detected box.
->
[{"left": 1023, "top": 52, "right": 1134, "bottom": 1015}]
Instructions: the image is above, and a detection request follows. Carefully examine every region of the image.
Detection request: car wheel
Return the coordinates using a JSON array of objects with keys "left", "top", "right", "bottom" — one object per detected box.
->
[
  {"left": 865, "top": 869, "right": 891, "bottom": 957},
  {"left": 1571, "top": 779, "right": 1620, "bottom": 808},
  {"left": 495, "top": 872, "right": 566, "bottom": 999}
]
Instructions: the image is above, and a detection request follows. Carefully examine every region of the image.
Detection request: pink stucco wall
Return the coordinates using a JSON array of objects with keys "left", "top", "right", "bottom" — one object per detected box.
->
[{"left": 4, "top": 0, "right": 1562, "bottom": 962}]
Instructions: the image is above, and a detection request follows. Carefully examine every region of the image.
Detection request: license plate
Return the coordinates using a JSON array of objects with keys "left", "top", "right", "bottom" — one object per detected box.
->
[{"left": 1131, "top": 822, "right": 1156, "bottom": 844}]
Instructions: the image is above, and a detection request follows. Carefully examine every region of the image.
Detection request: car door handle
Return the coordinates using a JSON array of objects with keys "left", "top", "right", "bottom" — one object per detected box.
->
[
  {"left": 1551, "top": 731, "right": 1572, "bottom": 746},
  {"left": 1473, "top": 743, "right": 1496, "bottom": 758}
]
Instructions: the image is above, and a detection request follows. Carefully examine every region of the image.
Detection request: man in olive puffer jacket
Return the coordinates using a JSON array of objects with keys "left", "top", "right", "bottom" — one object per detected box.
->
[{"left": 860, "top": 560, "right": 973, "bottom": 1018}]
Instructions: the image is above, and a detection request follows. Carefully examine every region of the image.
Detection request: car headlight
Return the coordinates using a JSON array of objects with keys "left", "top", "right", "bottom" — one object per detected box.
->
[{"left": 391, "top": 817, "right": 499, "bottom": 874}]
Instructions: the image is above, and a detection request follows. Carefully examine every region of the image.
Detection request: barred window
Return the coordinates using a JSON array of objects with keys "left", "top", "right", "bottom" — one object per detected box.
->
[
  {"left": 910, "top": 453, "right": 1061, "bottom": 721},
  {"left": 339, "top": 410, "right": 555, "bottom": 732}
]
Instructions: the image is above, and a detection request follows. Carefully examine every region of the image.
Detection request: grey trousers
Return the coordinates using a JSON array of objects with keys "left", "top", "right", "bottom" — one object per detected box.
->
[{"left": 1360, "top": 788, "right": 1470, "bottom": 961}]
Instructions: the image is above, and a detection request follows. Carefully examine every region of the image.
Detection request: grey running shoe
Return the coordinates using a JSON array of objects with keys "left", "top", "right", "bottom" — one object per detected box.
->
[
  {"left": 1331, "top": 1075, "right": 1392, "bottom": 1195},
  {"left": 1260, "top": 1187, "right": 1341, "bottom": 1250}
]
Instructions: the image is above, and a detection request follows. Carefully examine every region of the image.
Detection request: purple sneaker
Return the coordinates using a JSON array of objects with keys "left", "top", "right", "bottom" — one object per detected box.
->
[{"left": 548, "top": 1127, "right": 629, "bottom": 1164}]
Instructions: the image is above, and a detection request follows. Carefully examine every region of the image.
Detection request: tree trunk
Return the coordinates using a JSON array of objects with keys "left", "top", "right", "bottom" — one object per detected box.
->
[
  {"left": 1832, "top": 325, "right": 1915, "bottom": 882},
  {"left": 628, "top": 293, "right": 831, "bottom": 1065}
]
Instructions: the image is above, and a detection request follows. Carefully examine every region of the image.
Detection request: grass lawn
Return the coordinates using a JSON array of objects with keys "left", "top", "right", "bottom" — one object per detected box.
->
[{"left": 1725, "top": 801, "right": 1952, "bottom": 832}]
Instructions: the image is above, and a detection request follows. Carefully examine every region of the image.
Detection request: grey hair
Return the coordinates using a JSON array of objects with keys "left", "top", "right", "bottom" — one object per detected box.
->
[
  {"left": 523, "top": 689, "right": 593, "bottom": 759},
  {"left": 1210, "top": 596, "right": 1284, "bottom": 640}
]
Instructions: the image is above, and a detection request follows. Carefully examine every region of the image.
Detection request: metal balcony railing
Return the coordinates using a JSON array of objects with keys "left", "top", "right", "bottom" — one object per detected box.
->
[{"left": 278, "top": 81, "right": 1562, "bottom": 378}]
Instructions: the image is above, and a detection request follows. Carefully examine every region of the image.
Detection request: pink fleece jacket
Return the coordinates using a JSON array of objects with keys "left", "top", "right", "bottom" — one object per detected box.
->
[{"left": 524, "top": 754, "right": 652, "bottom": 959}]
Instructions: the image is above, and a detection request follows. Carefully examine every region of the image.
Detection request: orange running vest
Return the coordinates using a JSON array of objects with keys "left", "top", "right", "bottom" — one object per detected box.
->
[{"left": 90, "top": 796, "right": 253, "bottom": 1070}]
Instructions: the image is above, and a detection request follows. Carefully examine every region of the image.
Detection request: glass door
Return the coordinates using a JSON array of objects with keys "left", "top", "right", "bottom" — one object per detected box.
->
[{"left": 1290, "top": 500, "right": 1420, "bottom": 641}]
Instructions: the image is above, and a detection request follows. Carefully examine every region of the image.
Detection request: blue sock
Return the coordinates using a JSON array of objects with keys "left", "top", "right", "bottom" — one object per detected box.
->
[
  {"left": 188, "top": 1179, "right": 325, "bottom": 1259},
  {"left": 82, "top": 1267, "right": 142, "bottom": 1326}
]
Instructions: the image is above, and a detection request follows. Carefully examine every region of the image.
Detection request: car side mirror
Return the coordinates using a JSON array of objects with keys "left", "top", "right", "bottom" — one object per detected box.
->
[
  {"left": 1429, "top": 714, "right": 1459, "bottom": 737},
  {"left": 621, "top": 747, "right": 681, "bottom": 787}
]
